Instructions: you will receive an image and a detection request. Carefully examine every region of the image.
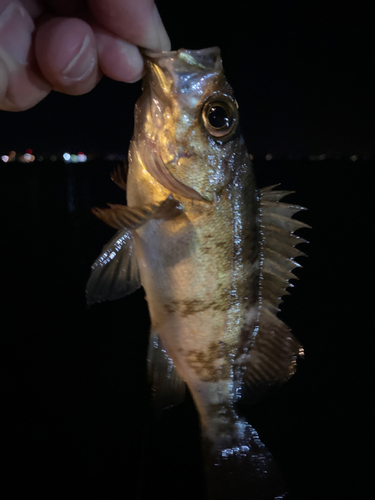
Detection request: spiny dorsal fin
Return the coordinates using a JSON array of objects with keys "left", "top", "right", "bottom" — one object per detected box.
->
[
  {"left": 237, "top": 185, "right": 309, "bottom": 402},
  {"left": 260, "top": 186, "right": 309, "bottom": 308}
]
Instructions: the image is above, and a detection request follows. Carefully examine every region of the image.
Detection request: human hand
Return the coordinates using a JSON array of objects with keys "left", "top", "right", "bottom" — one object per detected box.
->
[{"left": 0, "top": 0, "right": 170, "bottom": 111}]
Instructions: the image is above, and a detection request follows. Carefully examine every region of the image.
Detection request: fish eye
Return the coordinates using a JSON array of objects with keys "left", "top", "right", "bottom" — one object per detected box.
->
[
  {"left": 208, "top": 105, "right": 229, "bottom": 129},
  {"left": 202, "top": 98, "right": 238, "bottom": 138}
]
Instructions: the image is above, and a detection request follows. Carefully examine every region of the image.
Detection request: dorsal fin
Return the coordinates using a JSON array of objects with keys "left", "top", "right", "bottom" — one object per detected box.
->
[
  {"left": 236, "top": 185, "right": 309, "bottom": 402},
  {"left": 260, "top": 186, "right": 309, "bottom": 310}
]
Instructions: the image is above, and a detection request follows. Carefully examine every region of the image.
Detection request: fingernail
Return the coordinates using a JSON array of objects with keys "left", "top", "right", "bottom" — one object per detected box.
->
[
  {"left": 142, "top": 4, "right": 171, "bottom": 52},
  {"left": 62, "top": 34, "right": 96, "bottom": 81},
  {"left": 0, "top": 1, "right": 34, "bottom": 64}
]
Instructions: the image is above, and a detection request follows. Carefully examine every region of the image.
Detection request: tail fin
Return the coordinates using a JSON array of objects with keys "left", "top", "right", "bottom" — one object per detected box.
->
[{"left": 202, "top": 417, "right": 287, "bottom": 500}]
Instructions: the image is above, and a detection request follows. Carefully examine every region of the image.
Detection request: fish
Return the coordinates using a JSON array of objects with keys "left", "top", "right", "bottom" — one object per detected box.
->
[{"left": 86, "top": 47, "right": 308, "bottom": 500}]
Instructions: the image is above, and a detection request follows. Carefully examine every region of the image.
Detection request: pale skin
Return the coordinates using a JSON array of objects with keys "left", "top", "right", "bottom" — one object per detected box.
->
[{"left": 0, "top": 0, "right": 170, "bottom": 111}]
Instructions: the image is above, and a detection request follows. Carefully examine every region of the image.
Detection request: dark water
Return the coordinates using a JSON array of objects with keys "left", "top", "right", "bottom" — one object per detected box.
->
[{"left": 2, "top": 159, "right": 372, "bottom": 499}]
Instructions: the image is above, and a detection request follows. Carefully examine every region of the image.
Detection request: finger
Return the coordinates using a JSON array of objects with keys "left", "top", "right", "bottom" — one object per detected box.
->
[
  {"left": 0, "top": 0, "right": 34, "bottom": 66},
  {"left": 88, "top": 0, "right": 170, "bottom": 51},
  {"left": 35, "top": 16, "right": 101, "bottom": 95},
  {"left": 0, "top": 0, "right": 51, "bottom": 111},
  {"left": 92, "top": 22, "right": 143, "bottom": 83},
  {"left": 0, "top": 63, "right": 51, "bottom": 110}
]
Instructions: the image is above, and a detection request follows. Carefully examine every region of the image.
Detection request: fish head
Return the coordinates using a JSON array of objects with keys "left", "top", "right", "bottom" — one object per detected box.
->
[{"left": 132, "top": 47, "right": 247, "bottom": 202}]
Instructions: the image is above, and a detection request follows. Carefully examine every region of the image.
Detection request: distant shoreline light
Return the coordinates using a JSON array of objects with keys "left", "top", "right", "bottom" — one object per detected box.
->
[
  {"left": 0, "top": 151, "right": 373, "bottom": 162},
  {"left": 63, "top": 152, "right": 88, "bottom": 163}
]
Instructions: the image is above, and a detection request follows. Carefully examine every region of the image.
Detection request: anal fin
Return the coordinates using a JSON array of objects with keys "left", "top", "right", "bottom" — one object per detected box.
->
[{"left": 148, "top": 331, "right": 186, "bottom": 414}]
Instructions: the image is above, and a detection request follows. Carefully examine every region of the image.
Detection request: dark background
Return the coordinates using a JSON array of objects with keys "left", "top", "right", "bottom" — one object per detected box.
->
[{"left": 2, "top": 1, "right": 373, "bottom": 499}]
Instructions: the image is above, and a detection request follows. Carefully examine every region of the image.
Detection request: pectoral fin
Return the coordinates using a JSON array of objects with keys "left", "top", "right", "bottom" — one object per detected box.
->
[
  {"left": 87, "top": 196, "right": 181, "bottom": 305},
  {"left": 92, "top": 195, "right": 181, "bottom": 230},
  {"left": 86, "top": 229, "right": 140, "bottom": 305}
]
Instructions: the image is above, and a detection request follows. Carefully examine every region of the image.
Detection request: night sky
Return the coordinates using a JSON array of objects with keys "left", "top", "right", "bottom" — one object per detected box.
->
[{"left": 0, "top": 0, "right": 373, "bottom": 157}]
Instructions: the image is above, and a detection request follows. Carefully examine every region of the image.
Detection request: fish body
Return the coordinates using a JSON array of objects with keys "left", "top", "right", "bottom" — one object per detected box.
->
[{"left": 87, "top": 48, "right": 308, "bottom": 499}]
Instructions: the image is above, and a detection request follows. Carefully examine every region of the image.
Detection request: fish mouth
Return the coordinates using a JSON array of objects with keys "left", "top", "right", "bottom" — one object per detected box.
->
[
  {"left": 142, "top": 48, "right": 179, "bottom": 58},
  {"left": 144, "top": 139, "right": 206, "bottom": 202},
  {"left": 142, "top": 47, "right": 222, "bottom": 73},
  {"left": 142, "top": 47, "right": 221, "bottom": 59}
]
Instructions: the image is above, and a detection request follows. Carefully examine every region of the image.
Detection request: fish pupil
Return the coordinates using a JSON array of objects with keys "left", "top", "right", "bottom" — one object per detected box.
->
[{"left": 208, "top": 105, "right": 230, "bottom": 129}]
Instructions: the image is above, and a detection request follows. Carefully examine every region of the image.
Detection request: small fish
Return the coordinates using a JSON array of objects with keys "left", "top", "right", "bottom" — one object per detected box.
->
[{"left": 87, "top": 47, "right": 308, "bottom": 499}]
